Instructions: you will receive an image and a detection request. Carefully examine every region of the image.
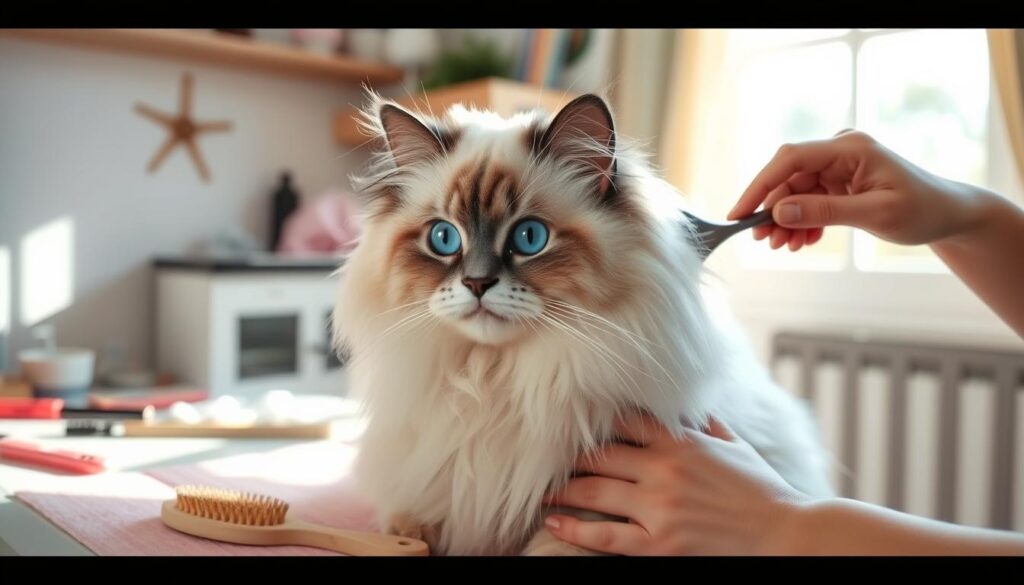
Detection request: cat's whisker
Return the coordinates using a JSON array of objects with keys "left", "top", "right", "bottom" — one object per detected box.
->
[
  {"left": 399, "top": 311, "right": 438, "bottom": 340},
  {"left": 545, "top": 297, "right": 687, "bottom": 379},
  {"left": 373, "top": 298, "right": 431, "bottom": 319},
  {"left": 515, "top": 312, "right": 542, "bottom": 337},
  {"left": 625, "top": 288, "right": 713, "bottom": 379},
  {"left": 540, "top": 317, "right": 650, "bottom": 404},
  {"left": 540, "top": 312, "right": 656, "bottom": 410},
  {"left": 334, "top": 125, "right": 388, "bottom": 163},
  {"left": 545, "top": 299, "right": 656, "bottom": 346},
  {"left": 348, "top": 309, "right": 438, "bottom": 371},
  {"left": 343, "top": 308, "right": 435, "bottom": 372},
  {"left": 513, "top": 167, "right": 540, "bottom": 208},
  {"left": 544, "top": 304, "right": 660, "bottom": 372},
  {"left": 378, "top": 308, "right": 434, "bottom": 339},
  {"left": 544, "top": 302, "right": 675, "bottom": 389},
  {"left": 538, "top": 313, "right": 647, "bottom": 408}
]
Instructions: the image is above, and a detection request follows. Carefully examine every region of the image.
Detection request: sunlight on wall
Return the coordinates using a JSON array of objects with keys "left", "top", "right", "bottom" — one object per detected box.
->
[
  {"left": 19, "top": 217, "right": 74, "bottom": 326},
  {"left": 0, "top": 246, "right": 10, "bottom": 334}
]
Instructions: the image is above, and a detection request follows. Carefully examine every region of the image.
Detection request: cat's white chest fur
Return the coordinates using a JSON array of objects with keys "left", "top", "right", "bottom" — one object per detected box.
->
[
  {"left": 351, "top": 340, "right": 616, "bottom": 555},
  {"left": 346, "top": 314, "right": 834, "bottom": 556}
]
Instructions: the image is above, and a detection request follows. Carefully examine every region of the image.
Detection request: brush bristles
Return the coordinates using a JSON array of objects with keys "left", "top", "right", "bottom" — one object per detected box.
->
[{"left": 174, "top": 485, "right": 289, "bottom": 526}]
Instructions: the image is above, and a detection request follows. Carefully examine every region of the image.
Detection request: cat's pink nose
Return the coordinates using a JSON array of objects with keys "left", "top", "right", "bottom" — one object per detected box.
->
[{"left": 462, "top": 277, "right": 498, "bottom": 298}]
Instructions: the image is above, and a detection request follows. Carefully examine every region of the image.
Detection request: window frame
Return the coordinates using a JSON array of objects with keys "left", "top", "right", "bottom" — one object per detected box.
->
[
  {"left": 707, "top": 29, "right": 1024, "bottom": 357},
  {"left": 731, "top": 28, "right": 996, "bottom": 275}
]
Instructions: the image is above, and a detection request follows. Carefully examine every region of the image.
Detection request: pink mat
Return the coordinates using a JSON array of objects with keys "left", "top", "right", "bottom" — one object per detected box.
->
[{"left": 14, "top": 441, "right": 379, "bottom": 556}]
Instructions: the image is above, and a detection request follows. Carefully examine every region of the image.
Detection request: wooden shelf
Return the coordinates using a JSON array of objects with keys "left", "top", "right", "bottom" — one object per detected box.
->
[
  {"left": 335, "top": 77, "right": 577, "bottom": 147},
  {"left": 1, "top": 29, "right": 405, "bottom": 85}
]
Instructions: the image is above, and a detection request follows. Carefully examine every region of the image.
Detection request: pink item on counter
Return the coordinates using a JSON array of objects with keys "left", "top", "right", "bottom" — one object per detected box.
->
[
  {"left": 276, "top": 191, "right": 364, "bottom": 256},
  {"left": 14, "top": 441, "right": 379, "bottom": 555}
]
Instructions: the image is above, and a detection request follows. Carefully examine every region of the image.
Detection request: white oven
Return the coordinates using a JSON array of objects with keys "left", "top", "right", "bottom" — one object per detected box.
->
[{"left": 154, "top": 257, "right": 347, "bottom": 398}]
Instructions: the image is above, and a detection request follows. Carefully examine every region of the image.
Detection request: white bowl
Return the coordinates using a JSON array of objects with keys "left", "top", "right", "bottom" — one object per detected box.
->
[{"left": 18, "top": 348, "right": 95, "bottom": 394}]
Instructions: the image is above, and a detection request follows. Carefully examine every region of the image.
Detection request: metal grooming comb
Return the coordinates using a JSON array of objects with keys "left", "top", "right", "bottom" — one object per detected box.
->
[{"left": 681, "top": 208, "right": 775, "bottom": 261}]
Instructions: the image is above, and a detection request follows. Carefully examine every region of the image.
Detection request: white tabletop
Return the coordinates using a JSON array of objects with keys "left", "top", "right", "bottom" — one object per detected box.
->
[{"left": 0, "top": 416, "right": 359, "bottom": 556}]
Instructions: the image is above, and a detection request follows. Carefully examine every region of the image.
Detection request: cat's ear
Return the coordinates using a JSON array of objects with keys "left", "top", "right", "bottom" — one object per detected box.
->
[
  {"left": 379, "top": 103, "right": 446, "bottom": 168},
  {"left": 539, "top": 94, "right": 617, "bottom": 195}
]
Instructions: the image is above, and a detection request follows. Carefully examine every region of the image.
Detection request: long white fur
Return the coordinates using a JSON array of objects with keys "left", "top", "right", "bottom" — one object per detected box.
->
[{"left": 334, "top": 95, "right": 834, "bottom": 555}]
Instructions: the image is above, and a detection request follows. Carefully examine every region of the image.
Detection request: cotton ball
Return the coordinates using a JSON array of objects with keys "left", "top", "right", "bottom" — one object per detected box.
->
[
  {"left": 256, "top": 389, "right": 296, "bottom": 425},
  {"left": 202, "top": 396, "right": 243, "bottom": 424},
  {"left": 168, "top": 401, "right": 202, "bottom": 425},
  {"left": 223, "top": 407, "right": 259, "bottom": 426}
]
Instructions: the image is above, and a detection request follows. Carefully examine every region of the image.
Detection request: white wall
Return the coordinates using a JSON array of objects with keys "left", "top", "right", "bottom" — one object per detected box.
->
[{"left": 0, "top": 37, "right": 373, "bottom": 372}]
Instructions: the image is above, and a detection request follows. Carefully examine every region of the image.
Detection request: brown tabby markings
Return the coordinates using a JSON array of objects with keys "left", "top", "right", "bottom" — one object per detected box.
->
[
  {"left": 520, "top": 224, "right": 631, "bottom": 310},
  {"left": 447, "top": 158, "right": 522, "bottom": 224},
  {"left": 366, "top": 185, "right": 403, "bottom": 220},
  {"left": 380, "top": 128, "right": 653, "bottom": 314},
  {"left": 387, "top": 224, "right": 448, "bottom": 305},
  {"left": 522, "top": 121, "right": 545, "bottom": 154},
  {"left": 432, "top": 125, "right": 463, "bottom": 154}
]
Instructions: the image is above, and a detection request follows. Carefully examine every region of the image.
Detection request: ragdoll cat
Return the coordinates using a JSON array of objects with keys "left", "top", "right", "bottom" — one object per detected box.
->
[{"left": 333, "top": 93, "right": 834, "bottom": 556}]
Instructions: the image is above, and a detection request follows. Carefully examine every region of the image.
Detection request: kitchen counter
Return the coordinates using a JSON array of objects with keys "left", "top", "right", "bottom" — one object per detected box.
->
[
  {"left": 154, "top": 253, "right": 342, "bottom": 273},
  {"left": 0, "top": 415, "right": 359, "bottom": 555}
]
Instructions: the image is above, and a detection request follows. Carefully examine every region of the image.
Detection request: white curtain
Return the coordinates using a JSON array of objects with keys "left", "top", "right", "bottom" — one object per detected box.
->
[
  {"left": 607, "top": 30, "right": 676, "bottom": 166},
  {"left": 609, "top": 29, "right": 736, "bottom": 213},
  {"left": 988, "top": 29, "right": 1024, "bottom": 199}
]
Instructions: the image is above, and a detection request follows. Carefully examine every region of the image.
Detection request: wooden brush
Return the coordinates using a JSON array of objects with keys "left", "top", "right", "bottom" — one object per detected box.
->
[{"left": 161, "top": 485, "right": 429, "bottom": 556}]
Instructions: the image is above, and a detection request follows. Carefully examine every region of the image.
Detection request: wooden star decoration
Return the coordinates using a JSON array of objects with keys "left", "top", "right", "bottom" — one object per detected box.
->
[{"left": 135, "top": 72, "right": 232, "bottom": 183}]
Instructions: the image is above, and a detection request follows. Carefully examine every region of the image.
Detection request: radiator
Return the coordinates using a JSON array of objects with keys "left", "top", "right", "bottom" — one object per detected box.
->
[{"left": 770, "top": 331, "right": 1024, "bottom": 530}]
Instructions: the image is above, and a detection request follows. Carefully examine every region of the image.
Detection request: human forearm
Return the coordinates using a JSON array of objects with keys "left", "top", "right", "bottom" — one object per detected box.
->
[
  {"left": 767, "top": 498, "right": 1024, "bottom": 556},
  {"left": 930, "top": 185, "right": 1024, "bottom": 338}
]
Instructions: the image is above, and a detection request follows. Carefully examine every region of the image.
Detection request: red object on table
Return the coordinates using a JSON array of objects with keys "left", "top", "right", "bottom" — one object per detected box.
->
[
  {"left": 0, "top": 398, "right": 64, "bottom": 419},
  {"left": 0, "top": 438, "right": 106, "bottom": 474}
]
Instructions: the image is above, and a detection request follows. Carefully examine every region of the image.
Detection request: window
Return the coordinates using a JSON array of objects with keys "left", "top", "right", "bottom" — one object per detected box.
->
[{"left": 728, "top": 29, "right": 991, "bottom": 273}]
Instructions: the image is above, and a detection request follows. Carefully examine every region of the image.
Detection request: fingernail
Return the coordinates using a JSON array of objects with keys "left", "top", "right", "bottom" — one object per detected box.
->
[
  {"left": 545, "top": 516, "right": 561, "bottom": 530},
  {"left": 777, "top": 203, "right": 801, "bottom": 224}
]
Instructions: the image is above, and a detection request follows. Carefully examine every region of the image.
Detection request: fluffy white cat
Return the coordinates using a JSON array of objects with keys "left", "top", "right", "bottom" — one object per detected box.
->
[{"left": 333, "top": 93, "right": 833, "bottom": 556}]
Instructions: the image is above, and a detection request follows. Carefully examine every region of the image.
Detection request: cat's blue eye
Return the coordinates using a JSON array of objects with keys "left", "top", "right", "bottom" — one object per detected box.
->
[
  {"left": 510, "top": 219, "right": 549, "bottom": 256},
  {"left": 428, "top": 220, "right": 462, "bottom": 256}
]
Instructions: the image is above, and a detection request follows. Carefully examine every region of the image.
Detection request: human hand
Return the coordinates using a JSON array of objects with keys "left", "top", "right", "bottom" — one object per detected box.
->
[
  {"left": 542, "top": 412, "right": 812, "bottom": 555},
  {"left": 729, "top": 130, "right": 992, "bottom": 251}
]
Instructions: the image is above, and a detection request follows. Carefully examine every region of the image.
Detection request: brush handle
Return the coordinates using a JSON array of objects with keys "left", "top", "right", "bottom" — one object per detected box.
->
[
  {"left": 725, "top": 208, "right": 775, "bottom": 233},
  {"left": 160, "top": 500, "right": 429, "bottom": 556},
  {"left": 284, "top": 519, "right": 429, "bottom": 556}
]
